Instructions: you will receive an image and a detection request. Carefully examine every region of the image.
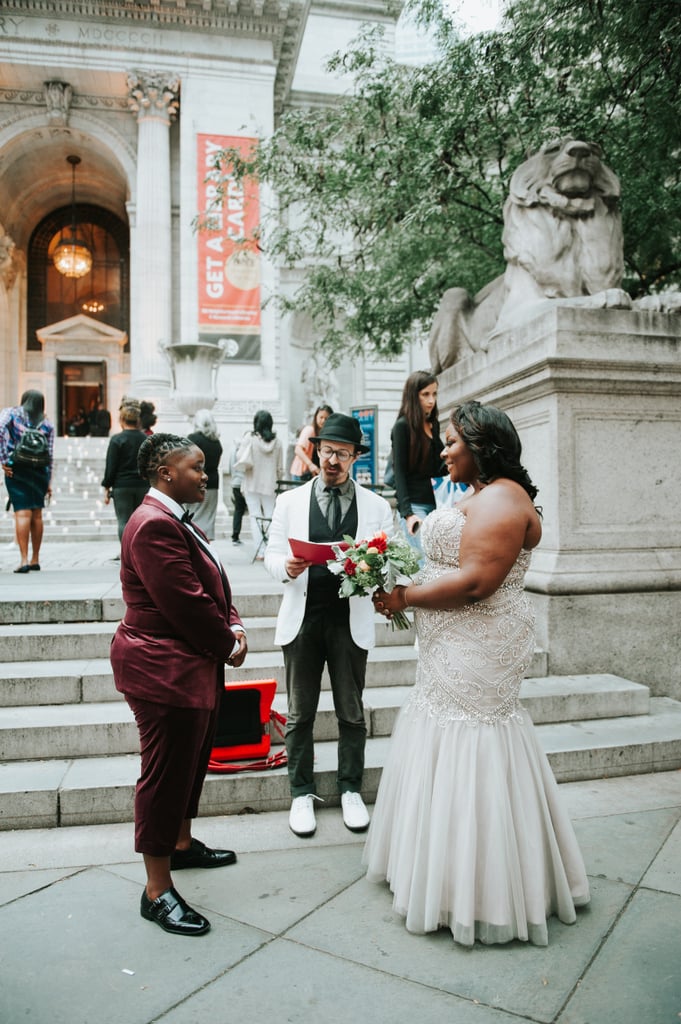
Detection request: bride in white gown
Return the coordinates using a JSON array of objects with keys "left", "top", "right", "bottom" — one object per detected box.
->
[{"left": 365, "top": 401, "right": 589, "bottom": 946}]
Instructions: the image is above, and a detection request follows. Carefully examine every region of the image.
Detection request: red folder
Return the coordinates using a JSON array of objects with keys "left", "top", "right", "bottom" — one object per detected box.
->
[{"left": 289, "top": 537, "right": 349, "bottom": 564}]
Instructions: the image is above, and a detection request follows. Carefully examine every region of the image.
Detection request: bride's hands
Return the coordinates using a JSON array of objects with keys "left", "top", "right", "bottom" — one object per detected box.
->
[{"left": 373, "top": 586, "right": 409, "bottom": 619}]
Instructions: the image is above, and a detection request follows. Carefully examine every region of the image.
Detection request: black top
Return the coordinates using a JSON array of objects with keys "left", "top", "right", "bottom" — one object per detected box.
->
[
  {"left": 391, "top": 415, "right": 446, "bottom": 518},
  {"left": 188, "top": 432, "right": 223, "bottom": 490},
  {"left": 101, "top": 429, "right": 148, "bottom": 490}
]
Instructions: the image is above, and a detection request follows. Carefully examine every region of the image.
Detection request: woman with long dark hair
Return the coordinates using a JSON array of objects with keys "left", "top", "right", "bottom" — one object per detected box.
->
[
  {"left": 367, "top": 401, "right": 589, "bottom": 946},
  {"left": 391, "top": 370, "right": 445, "bottom": 555},
  {"left": 0, "top": 390, "right": 54, "bottom": 573}
]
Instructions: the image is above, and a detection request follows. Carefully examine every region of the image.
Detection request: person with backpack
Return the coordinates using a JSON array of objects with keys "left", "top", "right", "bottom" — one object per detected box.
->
[{"left": 0, "top": 390, "right": 54, "bottom": 573}]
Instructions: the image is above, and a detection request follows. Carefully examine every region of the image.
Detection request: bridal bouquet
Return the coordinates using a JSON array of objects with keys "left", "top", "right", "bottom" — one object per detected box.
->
[{"left": 326, "top": 531, "right": 420, "bottom": 630}]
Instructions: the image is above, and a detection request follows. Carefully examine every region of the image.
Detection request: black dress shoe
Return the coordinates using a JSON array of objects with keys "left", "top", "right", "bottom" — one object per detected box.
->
[
  {"left": 13, "top": 565, "right": 30, "bottom": 574},
  {"left": 170, "top": 837, "right": 237, "bottom": 870},
  {"left": 140, "top": 886, "right": 210, "bottom": 936}
]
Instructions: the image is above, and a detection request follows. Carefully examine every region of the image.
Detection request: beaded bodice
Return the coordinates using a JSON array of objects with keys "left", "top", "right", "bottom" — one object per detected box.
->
[{"left": 405, "top": 506, "right": 535, "bottom": 727}]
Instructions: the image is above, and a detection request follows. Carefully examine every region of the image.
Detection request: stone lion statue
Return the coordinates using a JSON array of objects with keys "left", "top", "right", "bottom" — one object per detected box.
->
[{"left": 429, "top": 137, "right": 632, "bottom": 373}]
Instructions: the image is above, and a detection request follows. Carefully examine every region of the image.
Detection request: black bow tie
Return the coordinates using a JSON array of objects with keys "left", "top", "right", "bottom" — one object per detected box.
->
[{"left": 181, "top": 509, "right": 194, "bottom": 524}]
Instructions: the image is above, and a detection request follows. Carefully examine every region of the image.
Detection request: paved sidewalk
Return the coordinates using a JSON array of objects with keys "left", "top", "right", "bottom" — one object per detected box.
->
[
  {"left": 1, "top": 540, "right": 680, "bottom": 1022},
  {"left": 0, "top": 531, "right": 263, "bottom": 570},
  {"left": 0, "top": 534, "right": 272, "bottom": 594},
  {"left": 0, "top": 773, "right": 680, "bottom": 1023}
]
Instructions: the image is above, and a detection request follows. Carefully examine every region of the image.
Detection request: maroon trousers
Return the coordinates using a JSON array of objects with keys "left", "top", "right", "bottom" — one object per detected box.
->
[{"left": 126, "top": 695, "right": 219, "bottom": 856}]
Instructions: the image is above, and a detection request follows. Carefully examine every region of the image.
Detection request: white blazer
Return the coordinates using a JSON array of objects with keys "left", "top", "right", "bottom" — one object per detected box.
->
[{"left": 265, "top": 479, "right": 395, "bottom": 649}]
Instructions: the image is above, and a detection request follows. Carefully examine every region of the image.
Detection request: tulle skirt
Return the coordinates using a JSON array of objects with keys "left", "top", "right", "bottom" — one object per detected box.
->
[{"left": 363, "top": 702, "right": 590, "bottom": 946}]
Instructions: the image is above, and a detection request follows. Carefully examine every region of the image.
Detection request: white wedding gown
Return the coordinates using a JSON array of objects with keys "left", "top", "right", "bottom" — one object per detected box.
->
[{"left": 364, "top": 507, "right": 590, "bottom": 946}]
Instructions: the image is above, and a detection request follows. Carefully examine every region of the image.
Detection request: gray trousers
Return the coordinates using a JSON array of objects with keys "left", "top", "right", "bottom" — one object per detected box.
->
[{"left": 282, "top": 600, "right": 368, "bottom": 798}]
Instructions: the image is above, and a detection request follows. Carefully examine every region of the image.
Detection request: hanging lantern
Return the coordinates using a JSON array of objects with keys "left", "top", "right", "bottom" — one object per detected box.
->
[{"left": 53, "top": 155, "right": 92, "bottom": 279}]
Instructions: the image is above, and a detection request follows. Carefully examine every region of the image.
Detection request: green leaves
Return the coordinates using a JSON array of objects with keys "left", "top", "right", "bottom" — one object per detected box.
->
[{"left": 206, "top": 0, "right": 681, "bottom": 362}]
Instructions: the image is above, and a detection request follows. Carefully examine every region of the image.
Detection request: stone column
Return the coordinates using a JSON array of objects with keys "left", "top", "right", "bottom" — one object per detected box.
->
[{"left": 127, "top": 71, "right": 179, "bottom": 396}]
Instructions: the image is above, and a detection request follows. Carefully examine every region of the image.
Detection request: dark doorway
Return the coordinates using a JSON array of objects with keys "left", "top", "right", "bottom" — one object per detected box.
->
[{"left": 57, "top": 361, "right": 107, "bottom": 437}]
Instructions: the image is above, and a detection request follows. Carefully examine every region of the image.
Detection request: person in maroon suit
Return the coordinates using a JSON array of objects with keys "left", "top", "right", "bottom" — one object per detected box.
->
[{"left": 110, "top": 433, "right": 248, "bottom": 937}]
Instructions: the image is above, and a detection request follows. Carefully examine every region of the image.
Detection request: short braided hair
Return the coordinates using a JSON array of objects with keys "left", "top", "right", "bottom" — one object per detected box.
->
[{"left": 137, "top": 433, "right": 195, "bottom": 481}]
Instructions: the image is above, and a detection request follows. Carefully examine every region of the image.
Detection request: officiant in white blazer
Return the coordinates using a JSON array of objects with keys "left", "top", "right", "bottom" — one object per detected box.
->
[{"left": 265, "top": 412, "right": 394, "bottom": 838}]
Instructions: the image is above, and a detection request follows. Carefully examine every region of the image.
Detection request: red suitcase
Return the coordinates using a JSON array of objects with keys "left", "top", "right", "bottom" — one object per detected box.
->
[{"left": 208, "top": 679, "right": 287, "bottom": 773}]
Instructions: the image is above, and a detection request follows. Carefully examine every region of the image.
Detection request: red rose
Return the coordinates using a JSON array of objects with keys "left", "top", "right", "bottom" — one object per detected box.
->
[
  {"left": 344, "top": 558, "right": 357, "bottom": 576},
  {"left": 370, "top": 534, "right": 388, "bottom": 553}
]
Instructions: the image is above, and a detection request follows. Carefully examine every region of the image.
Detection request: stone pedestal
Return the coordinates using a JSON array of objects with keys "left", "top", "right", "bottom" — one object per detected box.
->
[{"left": 437, "top": 306, "right": 681, "bottom": 698}]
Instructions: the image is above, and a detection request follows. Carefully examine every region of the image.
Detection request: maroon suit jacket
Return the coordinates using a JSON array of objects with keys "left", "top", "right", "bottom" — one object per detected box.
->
[{"left": 110, "top": 495, "right": 243, "bottom": 709}]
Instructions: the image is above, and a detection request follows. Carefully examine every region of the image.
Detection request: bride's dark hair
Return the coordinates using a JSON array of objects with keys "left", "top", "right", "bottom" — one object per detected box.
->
[{"left": 451, "top": 401, "right": 539, "bottom": 502}]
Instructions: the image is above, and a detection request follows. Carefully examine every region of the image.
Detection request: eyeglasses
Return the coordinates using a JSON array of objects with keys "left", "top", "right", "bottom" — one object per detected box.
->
[{"left": 318, "top": 445, "right": 354, "bottom": 463}]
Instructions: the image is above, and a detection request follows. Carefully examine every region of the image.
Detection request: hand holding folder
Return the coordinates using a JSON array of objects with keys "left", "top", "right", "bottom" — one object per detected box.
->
[{"left": 288, "top": 538, "right": 349, "bottom": 565}]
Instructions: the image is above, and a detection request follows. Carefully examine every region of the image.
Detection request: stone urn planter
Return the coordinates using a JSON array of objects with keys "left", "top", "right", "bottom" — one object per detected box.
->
[{"left": 160, "top": 338, "right": 227, "bottom": 417}]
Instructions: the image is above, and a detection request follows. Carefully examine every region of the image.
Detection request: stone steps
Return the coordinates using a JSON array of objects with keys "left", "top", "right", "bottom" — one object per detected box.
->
[
  {"left": 0, "top": 642, "right": 550, "bottom": 704},
  {"left": 0, "top": 617, "right": 418, "bottom": 661},
  {"left": 0, "top": 440, "right": 235, "bottom": 542},
  {"left": 0, "top": 674, "right": 650, "bottom": 762},
  {"left": 2, "top": 573, "right": 681, "bottom": 831},
  {"left": 2, "top": 698, "right": 681, "bottom": 830},
  {"left": 0, "top": 587, "right": 283, "bottom": 625}
]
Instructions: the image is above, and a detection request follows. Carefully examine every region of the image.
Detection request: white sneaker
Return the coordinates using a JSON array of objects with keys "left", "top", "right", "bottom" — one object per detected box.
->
[
  {"left": 341, "top": 791, "right": 370, "bottom": 832},
  {"left": 289, "top": 794, "right": 321, "bottom": 837}
]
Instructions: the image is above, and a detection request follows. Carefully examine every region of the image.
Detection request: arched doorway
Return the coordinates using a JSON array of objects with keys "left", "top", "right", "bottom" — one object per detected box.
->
[{"left": 27, "top": 204, "right": 129, "bottom": 351}]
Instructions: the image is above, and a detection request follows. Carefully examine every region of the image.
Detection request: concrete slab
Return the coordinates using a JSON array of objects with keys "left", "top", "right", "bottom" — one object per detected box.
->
[
  {"left": 285, "top": 875, "right": 629, "bottom": 1023},
  {"left": 113, "top": 843, "right": 366, "bottom": 935},
  {"left": 160, "top": 938, "right": 525, "bottom": 1024},
  {"left": 0, "top": 867, "right": 271, "bottom": 1024},
  {"left": 559, "top": 770, "right": 681, "bottom": 819},
  {"left": 573, "top": 806, "right": 681, "bottom": 885},
  {"left": 0, "top": 866, "right": 81, "bottom": 906},
  {"left": 641, "top": 815, "right": 681, "bottom": 897},
  {"left": 0, "top": 775, "right": 678, "bottom": 1024},
  {"left": 556, "top": 889, "right": 681, "bottom": 1024}
]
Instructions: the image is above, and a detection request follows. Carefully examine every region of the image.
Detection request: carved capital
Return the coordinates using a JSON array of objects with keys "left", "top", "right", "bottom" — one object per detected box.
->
[
  {"left": 127, "top": 71, "right": 180, "bottom": 124},
  {"left": 43, "top": 80, "right": 73, "bottom": 126}
]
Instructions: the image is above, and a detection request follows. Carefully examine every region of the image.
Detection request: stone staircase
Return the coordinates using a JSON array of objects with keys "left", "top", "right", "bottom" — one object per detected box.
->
[
  {"left": 0, "top": 436, "right": 233, "bottom": 543},
  {"left": 2, "top": 580, "right": 681, "bottom": 831},
  {"left": 0, "top": 437, "right": 117, "bottom": 544}
]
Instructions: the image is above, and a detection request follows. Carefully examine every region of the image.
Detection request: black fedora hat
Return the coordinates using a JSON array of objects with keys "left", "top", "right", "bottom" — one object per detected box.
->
[{"left": 310, "top": 413, "right": 370, "bottom": 453}]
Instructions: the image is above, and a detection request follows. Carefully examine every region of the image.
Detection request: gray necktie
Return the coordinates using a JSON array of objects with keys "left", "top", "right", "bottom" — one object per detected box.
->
[{"left": 325, "top": 486, "right": 342, "bottom": 534}]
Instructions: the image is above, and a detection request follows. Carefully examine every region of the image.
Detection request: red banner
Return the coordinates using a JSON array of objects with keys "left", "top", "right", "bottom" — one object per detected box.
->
[{"left": 197, "top": 134, "right": 260, "bottom": 333}]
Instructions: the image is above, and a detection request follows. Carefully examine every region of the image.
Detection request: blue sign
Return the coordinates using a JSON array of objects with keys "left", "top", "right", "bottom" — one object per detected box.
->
[{"left": 351, "top": 406, "right": 378, "bottom": 486}]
